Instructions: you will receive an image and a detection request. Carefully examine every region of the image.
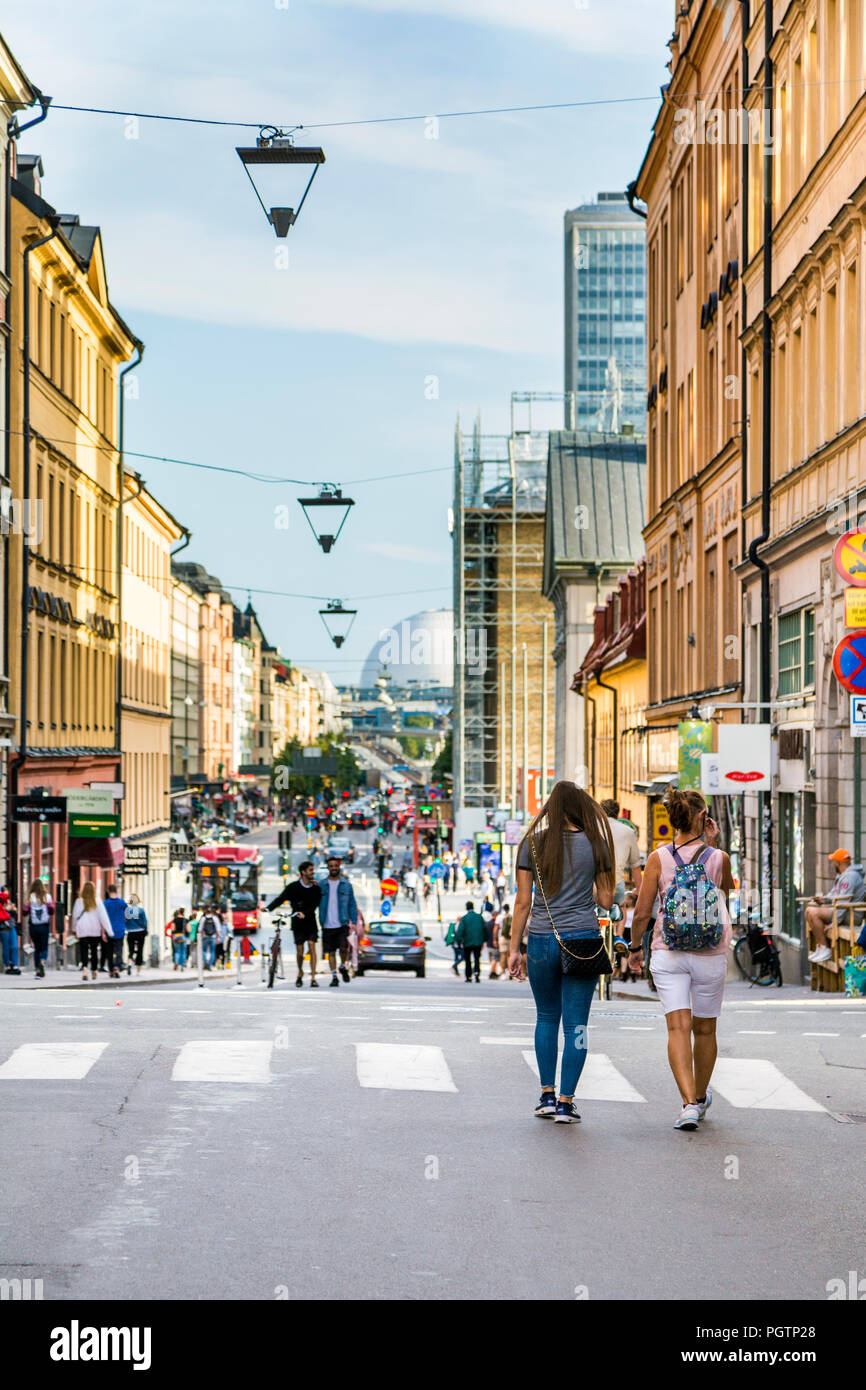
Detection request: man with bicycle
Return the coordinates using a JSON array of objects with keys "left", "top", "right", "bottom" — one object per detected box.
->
[{"left": 267, "top": 861, "right": 322, "bottom": 988}]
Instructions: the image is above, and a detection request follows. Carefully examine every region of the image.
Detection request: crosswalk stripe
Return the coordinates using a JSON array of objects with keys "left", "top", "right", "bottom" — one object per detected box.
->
[
  {"left": 0, "top": 1042, "right": 107, "bottom": 1079},
  {"left": 480, "top": 1036, "right": 533, "bottom": 1045},
  {"left": 355, "top": 1043, "right": 457, "bottom": 1092},
  {"left": 171, "top": 1041, "right": 273, "bottom": 1083},
  {"left": 522, "top": 1050, "right": 646, "bottom": 1102},
  {"left": 711, "top": 1058, "right": 825, "bottom": 1112}
]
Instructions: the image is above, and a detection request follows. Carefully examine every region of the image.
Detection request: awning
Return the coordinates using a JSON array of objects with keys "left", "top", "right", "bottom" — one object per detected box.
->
[{"left": 67, "top": 835, "right": 125, "bottom": 869}]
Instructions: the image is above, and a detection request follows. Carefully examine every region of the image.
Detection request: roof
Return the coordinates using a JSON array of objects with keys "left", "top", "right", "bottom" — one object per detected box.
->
[
  {"left": 543, "top": 431, "right": 647, "bottom": 594},
  {"left": 172, "top": 560, "right": 232, "bottom": 605}
]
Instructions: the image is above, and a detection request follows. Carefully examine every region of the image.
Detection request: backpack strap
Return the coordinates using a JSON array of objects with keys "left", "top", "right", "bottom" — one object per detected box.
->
[{"left": 668, "top": 844, "right": 685, "bottom": 867}]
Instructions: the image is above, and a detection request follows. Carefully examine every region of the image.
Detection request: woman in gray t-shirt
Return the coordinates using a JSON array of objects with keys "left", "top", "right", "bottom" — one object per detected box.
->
[{"left": 509, "top": 781, "right": 615, "bottom": 1124}]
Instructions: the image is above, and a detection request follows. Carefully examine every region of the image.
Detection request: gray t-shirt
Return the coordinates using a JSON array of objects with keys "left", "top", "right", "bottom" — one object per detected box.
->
[{"left": 517, "top": 831, "right": 603, "bottom": 936}]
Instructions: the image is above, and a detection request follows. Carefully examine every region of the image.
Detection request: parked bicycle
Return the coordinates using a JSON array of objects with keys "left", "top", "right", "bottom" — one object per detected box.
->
[
  {"left": 267, "top": 914, "right": 289, "bottom": 989},
  {"left": 733, "top": 914, "right": 783, "bottom": 987}
]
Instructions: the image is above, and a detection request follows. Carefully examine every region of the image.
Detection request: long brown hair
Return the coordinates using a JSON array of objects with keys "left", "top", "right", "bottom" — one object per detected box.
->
[
  {"left": 519, "top": 781, "right": 616, "bottom": 898},
  {"left": 29, "top": 879, "right": 46, "bottom": 903},
  {"left": 80, "top": 881, "right": 97, "bottom": 913}
]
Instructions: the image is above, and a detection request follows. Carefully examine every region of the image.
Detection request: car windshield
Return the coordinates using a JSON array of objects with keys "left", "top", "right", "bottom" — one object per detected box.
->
[
  {"left": 329, "top": 839, "right": 349, "bottom": 849},
  {"left": 369, "top": 921, "right": 416, "bottom": 936}
]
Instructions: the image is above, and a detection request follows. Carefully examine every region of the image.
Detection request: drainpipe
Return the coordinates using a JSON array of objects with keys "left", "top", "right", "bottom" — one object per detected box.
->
[
  {"left": 583, "top": 677, "right": 597, "bottom": 796},
  {"left": 595, "top": 671, "right": 619, "bottom": 801},
  {"left": 9, "top": 220, "right": 60, "bottom": 890},
  {"left": 625, "top": 181, "right": 647, "bottom": 221},
  {"left": 114, "top": 342, "right": 144, "bottom": 779},
  {"left": 745, "top": 1, "right": 775, "bottom": 916}
]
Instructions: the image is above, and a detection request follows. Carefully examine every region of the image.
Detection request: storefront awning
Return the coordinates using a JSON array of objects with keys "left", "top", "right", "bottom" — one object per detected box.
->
[{"left": 67, "top": 835, "right": 125, "bottom": 869}]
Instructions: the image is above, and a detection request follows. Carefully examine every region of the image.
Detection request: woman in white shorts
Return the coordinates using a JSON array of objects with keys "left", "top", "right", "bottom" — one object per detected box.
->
[{"left": 627, "top": 787, "right": 734, "bottom": 1131}]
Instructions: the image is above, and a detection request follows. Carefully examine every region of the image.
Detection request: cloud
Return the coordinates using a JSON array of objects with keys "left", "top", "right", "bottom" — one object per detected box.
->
[
  {"left": 364, "top": 540, "right": 449, "bottom": 564},
  {"left": 104, "top": 208, "right": 557, "bottom": 352},
  {"left": 314, "top": 0, "right": 669, "bottom": 56}
]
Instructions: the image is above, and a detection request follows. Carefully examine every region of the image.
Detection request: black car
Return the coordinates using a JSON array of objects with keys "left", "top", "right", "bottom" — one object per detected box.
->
[
  {"left": 350, "top": 811, "right": 371, "bottom": 829},
  {"left": 356, "top": 919, "right": 430, "bottom": 977}
]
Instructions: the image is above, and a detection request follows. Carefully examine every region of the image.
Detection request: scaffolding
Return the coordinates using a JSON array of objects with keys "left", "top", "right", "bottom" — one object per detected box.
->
[{"left": 453, "top": 393, "right": 564, "bottom": 814}]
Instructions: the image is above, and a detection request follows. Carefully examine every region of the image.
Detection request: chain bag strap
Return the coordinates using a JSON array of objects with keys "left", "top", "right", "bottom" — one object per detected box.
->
[{"left": 528, "top": 836, "right": 612, "bottom": 977}]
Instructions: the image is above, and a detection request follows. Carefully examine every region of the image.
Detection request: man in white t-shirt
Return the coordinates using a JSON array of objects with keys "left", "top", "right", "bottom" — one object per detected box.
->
[{"left": 601, "top": 799, "right": 642, "bottom": 905}]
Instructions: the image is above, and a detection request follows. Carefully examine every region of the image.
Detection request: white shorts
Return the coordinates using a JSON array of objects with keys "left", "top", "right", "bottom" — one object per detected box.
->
[{"left": 649, "top": 951, "right": 727, "bottom": 1019}]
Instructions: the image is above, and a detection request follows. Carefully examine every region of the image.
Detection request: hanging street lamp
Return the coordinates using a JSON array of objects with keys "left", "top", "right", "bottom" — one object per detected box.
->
[
  {"left": 319, "top": 600, "right": 357, "bottom": 650},
  {"left": 236, "top": 127, "right": 325, "bottom": 237},
  {"left": 298, "top": 484, "right": 355, "bottom": 553}
]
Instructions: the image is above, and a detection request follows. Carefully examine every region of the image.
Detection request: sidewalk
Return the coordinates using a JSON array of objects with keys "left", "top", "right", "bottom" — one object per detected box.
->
[{"left": 0, "top": 958, "right": 263, "bottom": 990}]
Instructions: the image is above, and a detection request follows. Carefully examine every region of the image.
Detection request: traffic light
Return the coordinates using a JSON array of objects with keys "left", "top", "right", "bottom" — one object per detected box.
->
[
  {"left": 419, "top": 803, "right": 433, "bottom": 817},
  {"left": 385, "top": 785, "right": 393, "bottom": 796},
  {"left": 342, "top": 789, "right": 350, "bottom": 799}
]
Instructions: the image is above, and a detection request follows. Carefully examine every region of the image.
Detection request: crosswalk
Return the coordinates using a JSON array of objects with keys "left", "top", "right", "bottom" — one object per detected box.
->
[{"left": 0, "top": 1037, "right": 830, "bottom": 1111}]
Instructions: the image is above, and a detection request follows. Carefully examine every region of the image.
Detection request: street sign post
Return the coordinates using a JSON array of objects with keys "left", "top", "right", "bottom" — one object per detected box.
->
[{"left": 832, "top": 630, "right": 866, "bottom": 694}]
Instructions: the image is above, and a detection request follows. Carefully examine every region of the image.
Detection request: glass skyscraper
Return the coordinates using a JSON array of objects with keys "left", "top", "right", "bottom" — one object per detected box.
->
[{"left": 564, "top": 192, "right": 647, "bottom": 436}]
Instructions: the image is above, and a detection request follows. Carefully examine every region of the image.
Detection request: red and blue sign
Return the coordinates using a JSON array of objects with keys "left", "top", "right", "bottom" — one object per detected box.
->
[{"left": 833, "top": 629, "right": 866, "bottom": 694}]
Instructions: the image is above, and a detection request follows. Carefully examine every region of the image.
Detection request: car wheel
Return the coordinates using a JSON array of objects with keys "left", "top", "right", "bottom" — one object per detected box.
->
[
  {"left": 415, "top": 967, "right": 426, "bottom": 978},
  {"left": 355, "top": 968, "right": 365, "bottom": 977}
]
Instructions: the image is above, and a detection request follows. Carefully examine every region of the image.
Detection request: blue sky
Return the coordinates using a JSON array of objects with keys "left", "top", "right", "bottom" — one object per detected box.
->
[{"left": 5, "top": 0, "right": 671, "bottom": 680}]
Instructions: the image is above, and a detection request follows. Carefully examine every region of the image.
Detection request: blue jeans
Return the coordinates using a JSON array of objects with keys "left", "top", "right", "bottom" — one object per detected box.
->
[
  {"left": 0, "top": 926, "right": 18, "bottom": 968},
  {"left": 202, "top": 936, "right": 216, "bottom": 967},
  {"left": 173, "top": 941, "right": 189, "bottom": 967},
  {"left": 527, "top": 932, "right": 598, "bottom": 1097},
  {"left": 30, "top": 924, "right": 49, "bottom": 969}
]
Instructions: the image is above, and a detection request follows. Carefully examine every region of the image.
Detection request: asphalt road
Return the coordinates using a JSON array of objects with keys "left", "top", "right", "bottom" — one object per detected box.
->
[{"left": 1, "top": 823, "right": 864, "bottom": 1301}]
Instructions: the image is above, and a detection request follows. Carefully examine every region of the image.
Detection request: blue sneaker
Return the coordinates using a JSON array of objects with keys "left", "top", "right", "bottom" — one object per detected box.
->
[
  {"left": 534, "top": 1091, "right": 557, "bottom": 1119},
  {"left": 554, "top": 1100, "right": 581, "bottom": 1124}
]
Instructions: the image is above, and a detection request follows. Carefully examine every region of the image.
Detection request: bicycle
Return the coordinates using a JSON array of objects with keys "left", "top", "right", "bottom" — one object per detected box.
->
[
  {"left": 267, "top": 914, "right": 290, "bottom": 989},
  {"left": 733, "top": 915, "right": 783, "bottom": 987}
]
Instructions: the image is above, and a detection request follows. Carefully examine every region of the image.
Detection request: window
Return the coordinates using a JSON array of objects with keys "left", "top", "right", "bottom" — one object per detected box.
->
[{"left": 778, "top": 608, "right": 816, "bottom": 695}]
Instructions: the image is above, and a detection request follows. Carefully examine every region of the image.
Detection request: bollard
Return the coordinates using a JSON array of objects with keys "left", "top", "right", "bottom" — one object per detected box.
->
[
  {"left": 197, "top": 928, "right": 205, "bottom": 989},
  {"left": 236, "top": 936, "right": 242, "bottom": 987}
]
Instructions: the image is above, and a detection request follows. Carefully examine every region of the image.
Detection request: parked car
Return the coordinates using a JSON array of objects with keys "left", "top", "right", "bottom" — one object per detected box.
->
[{"left": 355, "top": 919, "right": 431, "bottom": 978}]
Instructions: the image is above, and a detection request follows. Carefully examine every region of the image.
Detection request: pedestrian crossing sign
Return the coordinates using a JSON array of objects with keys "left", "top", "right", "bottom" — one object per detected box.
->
[{"left": 850, "top": 694, "right": 866, "bottom": 738}]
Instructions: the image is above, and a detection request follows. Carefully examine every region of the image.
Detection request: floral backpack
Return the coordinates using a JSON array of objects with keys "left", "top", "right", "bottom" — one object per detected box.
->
[{"left": 661, "top": 844, "right": 723, "bottom": 951}]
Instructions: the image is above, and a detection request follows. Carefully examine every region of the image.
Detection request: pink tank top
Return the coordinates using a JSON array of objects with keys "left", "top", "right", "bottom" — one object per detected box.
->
[{"left": 651, "top": 841, "right": 731, "bottom": 956}]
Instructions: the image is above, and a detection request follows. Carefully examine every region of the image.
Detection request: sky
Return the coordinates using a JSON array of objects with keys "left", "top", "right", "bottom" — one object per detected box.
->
[{"left": 4, "top": 0, "right": 672, "bottom": 682}]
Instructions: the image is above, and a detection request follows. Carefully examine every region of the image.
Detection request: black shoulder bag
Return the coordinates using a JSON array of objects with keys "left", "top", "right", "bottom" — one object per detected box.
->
[{"left": 529, "top": 837, "right": 612, "bottom": 979}]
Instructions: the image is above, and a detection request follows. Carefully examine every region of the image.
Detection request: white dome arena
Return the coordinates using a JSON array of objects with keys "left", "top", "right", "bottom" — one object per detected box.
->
[{"left": 360, "top": 608, "right": 454, "bottom": 689}]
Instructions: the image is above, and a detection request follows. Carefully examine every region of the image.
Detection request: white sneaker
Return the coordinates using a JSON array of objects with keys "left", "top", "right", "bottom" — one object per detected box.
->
[
  {"left": 812, "top": 946, "right": 832, "bottom": 963},
  {"left": 807, "top": 949, "right": 818, "bottom": 962},
  {"left": 674, "top": 1103, "right": 701, "bottom": 1131},
  {"left": 696, "top": 1089, "right": 712, "bottom": 1121}
]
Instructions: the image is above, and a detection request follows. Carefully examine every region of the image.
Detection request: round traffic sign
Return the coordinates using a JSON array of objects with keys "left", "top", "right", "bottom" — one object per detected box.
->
[
  {"left": 380, "top": 899, "right": 392, "bottom": 916},
  {"left": 834, "top": 530, "right": 866, "bottom": 586},
  {"left": 833, "top": 629, "right": 866, "bottom": 694},
  {"left": 380, "top": 877, "right": 399, "bottom": 896}
]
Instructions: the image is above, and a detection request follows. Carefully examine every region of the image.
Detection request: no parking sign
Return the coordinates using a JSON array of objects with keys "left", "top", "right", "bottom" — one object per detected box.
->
[{"left": 833, "top": 630, "right": 866, "bottom": 694}]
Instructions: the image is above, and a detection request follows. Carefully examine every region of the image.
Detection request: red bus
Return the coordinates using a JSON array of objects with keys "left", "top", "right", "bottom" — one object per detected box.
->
[{"left": 193, "top": 843, "right": 262, "bottom": 934}]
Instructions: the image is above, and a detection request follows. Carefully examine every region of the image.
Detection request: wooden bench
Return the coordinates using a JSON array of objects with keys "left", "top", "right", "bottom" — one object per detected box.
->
[{"left": 802, "top": 897, "right": 866, "bottom": 993}]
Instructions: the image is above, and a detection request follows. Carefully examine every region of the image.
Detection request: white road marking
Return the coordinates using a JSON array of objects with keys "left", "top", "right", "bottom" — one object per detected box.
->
[
  {"left": 738, "top": 1030, "right": 777, "bottom": 1035},
  {"left": 0, "top": 1042, "right": 108, "bottom": 1079},
  {"left": 172, "top": 1041, "right": 273, "bottom": 1083},
  {"left": 802, "top": 1032, "right": 839, "bottom": 1037},
  {"left": 710, "top": 1059, "right": 825, "bottom": 1111},
  {"left": 522, "top": 1051, "right": 646, "bottom": 1102},
  {"left": 53, "top": 1015, "right": 103, "bottom": 1021},
  {"left": 131, "top": 1008, "right": 162, "bottom": 1012},
  {"left": 620, "top": 1026, "right": 653, "bottom": 1032},
  {"left": 355, "top": 1043, "right": 457, "bottom": 1092},
  {"left": 480, "top": 1036, "right": 534, "bottom": 1045}
]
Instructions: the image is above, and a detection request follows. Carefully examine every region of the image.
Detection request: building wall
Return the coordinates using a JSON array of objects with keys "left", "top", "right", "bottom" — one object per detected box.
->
[
  {"left": 8, "top": 176, "right": 136, "bottom": 899},
  {"left": 738, "top": 0, "right": 866, "bottom": 978},
  {"left": 564, "top": 194, "right": 647, "bottom": 433},
  {"left": 198, "top": 592, "right": 233, "bottom": 780},
  {"left": 170, "top": 577, "right": 201, "bottom": 777}
]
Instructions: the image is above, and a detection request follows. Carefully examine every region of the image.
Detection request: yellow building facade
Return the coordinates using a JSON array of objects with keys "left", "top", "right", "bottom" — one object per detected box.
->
[{"left": 9, "top": 157, "right": 137, "bottom": 898}]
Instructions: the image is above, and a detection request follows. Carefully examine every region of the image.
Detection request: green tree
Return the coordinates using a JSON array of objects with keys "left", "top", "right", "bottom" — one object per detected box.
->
[{"left": 432, "top": 732, "right": 452, "bottom": 782}]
